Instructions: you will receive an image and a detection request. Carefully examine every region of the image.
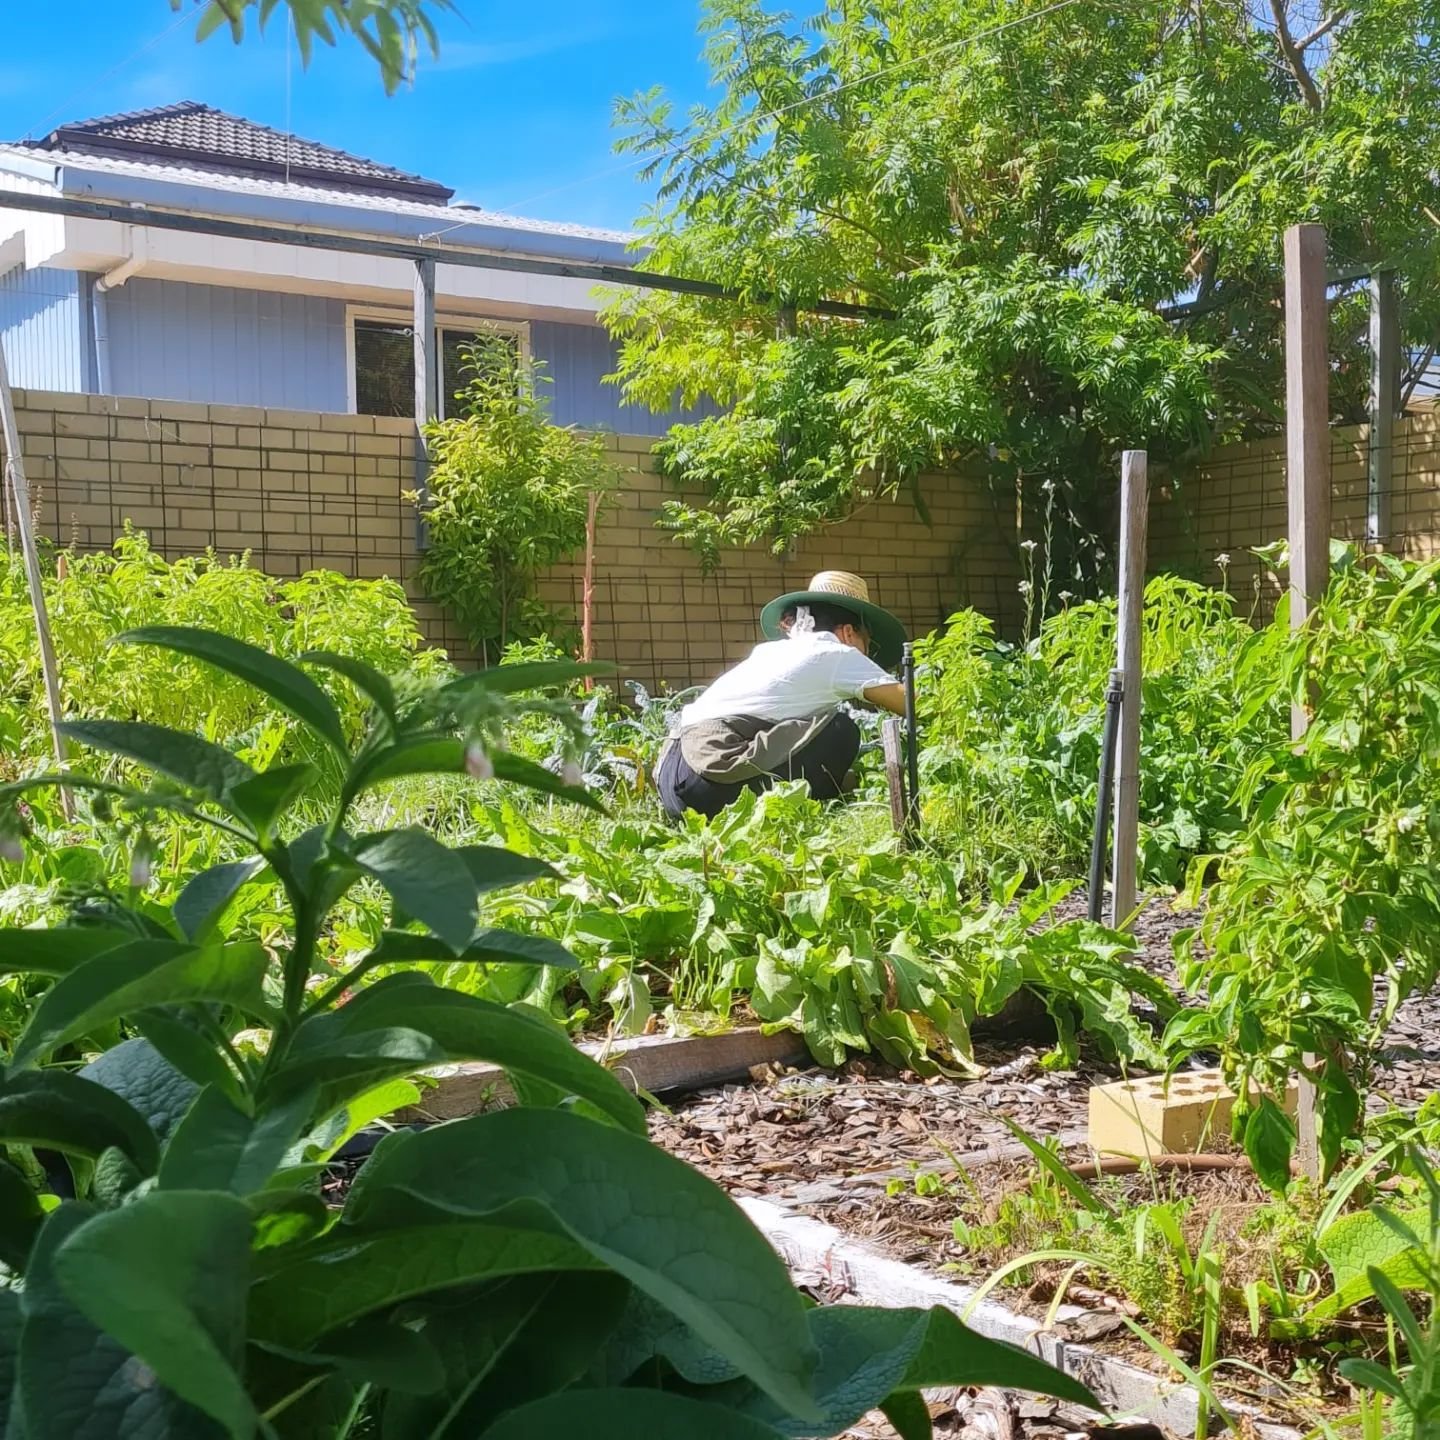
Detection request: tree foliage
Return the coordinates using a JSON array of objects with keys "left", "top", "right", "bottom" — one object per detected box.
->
[
  {"left": 173, "top": 0, "right": 455, "bottom": 93},
  {"left": 416, "top": 353, "right": 620, "bottom": 661},
  {"left": 606, "top": 0, "right": 1440, "bottom": 581}
]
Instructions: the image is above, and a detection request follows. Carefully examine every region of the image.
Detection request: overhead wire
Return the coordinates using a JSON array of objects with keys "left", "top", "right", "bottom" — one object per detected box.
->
[{"left": 25, "top": 5, "right": 203, "bottom": 140}]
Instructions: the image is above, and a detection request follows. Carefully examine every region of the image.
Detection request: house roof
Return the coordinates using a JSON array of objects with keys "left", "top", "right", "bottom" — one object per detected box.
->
[{"left": 25, "top": 101, "right": 455, "bottom": 202}]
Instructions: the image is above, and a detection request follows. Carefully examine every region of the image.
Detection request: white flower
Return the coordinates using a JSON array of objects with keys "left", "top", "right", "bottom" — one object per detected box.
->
[
  {"left": 1215, "top": 552, "right": 1232, "bottom": 569},
  {"left": 1059, "top": 590, "right": 1075, "bottom": 603},
  {"left": 129, "top": 845, "right": 153, "bottom": 890},
  {"left": 464, "top": 740, "right": 494, "bottom": 781},
  {"left": 1020, "top": 539, "right": 1038, "bottom": 552},
  {"left": 1397, "top": 811, "right": 1420, "bottom": 834},
  {"left": 1017, "top": 580, "right": 1033, "bottom": 595},
  {"left": 1040, "top": 479, "right": 1056, "bottom": 494}
]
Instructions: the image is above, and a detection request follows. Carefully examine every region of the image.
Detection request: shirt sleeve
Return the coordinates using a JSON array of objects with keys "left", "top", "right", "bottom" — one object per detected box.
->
[{"left": 831, "top": 647, "right": 897, "bottom": 701}]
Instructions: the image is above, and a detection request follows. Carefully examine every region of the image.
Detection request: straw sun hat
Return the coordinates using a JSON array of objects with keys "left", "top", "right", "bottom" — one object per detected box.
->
[{"left": 759, "top": 571, "right": 907, "bottom": 670}]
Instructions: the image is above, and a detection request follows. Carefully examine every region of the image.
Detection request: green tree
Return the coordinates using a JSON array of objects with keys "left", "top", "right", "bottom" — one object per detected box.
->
[
  {"left": 415, "top": 352, "right": 620, "bottom": 661},
  {"left": 605, "top": 0, "right": 1440, "bottom": 584},
  {"left": 173, "top": 0, "right": 455, "bottom": 93}
]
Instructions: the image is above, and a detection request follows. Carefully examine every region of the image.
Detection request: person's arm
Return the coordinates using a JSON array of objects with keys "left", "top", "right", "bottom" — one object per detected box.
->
[{"left": 860, "top": 681, "right": 906, "bottom": 716}]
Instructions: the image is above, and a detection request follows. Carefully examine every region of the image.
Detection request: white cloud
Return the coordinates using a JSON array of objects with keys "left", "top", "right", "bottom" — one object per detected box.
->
[{"left": 432, "top": 32, "right": 601, "bottom": 72}]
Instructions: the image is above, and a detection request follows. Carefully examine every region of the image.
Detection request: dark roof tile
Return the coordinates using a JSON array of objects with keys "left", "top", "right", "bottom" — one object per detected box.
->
[{"left": 29, "top": 101, "right": 453, "bottom": 201}]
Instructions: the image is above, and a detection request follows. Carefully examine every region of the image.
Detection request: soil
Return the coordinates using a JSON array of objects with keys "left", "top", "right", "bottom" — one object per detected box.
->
[{"left": 644, "top": 886, "right": 1440, "bottom": 1436}]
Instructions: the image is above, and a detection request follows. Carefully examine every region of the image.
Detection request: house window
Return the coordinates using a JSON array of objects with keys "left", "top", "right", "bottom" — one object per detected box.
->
[{"left": 351, "top": 315, "right": 526, "bottom": 419}]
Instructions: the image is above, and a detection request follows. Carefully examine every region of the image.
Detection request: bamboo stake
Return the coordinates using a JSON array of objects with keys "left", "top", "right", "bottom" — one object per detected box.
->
[
  {"left": 581, "top": 489, "right": 599, "bottom": 691},
  {"left": 1110, "top": 450, "right": 1148, "bottom": 928},
  {"left": 0, "top": 339, "right": 72, "bottom": 818},
  {"left": 1285, "top": 222, "right": 1332, "bottom": 1184}
]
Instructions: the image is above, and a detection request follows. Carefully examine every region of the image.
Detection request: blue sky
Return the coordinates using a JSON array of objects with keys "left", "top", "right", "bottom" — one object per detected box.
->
[{"left": 0, "top": 1, "right": 715, "bottom": 232}]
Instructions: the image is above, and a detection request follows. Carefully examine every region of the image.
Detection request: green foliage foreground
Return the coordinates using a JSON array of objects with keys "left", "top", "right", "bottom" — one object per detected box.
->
[{"left": 0, "top": 629, "right": 1092, "bottom": 1438}]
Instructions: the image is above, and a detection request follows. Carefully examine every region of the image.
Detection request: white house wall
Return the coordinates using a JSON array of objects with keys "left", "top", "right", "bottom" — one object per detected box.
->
[{"left": 0, "top": 264, "right": 89, "bottom": 392}]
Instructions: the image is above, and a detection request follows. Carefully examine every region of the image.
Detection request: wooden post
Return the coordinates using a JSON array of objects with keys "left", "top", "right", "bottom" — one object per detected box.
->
[
  {"left": 1367, "top": 268, "right": 1398, "bottom": 546},
  {"left": 0, "top": 338, "right": 72, "bottom": 816},
  {"left": 1110, "top": 450, "right": 1147, "bottom": 928},
  {"left": 580, "top": 489, "right": 599, "bottom": 691},
  {"left": 881, "top": 717, "right": 908, "bottom": 837},
  {"left": 1285, "top": 222, "right": 1332, "bottom": 1183},
  {"left": 412, "top": 257, "right": 438, "bottom": 549}
]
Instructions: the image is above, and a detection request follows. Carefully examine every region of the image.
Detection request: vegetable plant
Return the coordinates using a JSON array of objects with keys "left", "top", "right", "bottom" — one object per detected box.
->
[{"left": 0, "top": 625, "right": 1095, "bottom": 1438}]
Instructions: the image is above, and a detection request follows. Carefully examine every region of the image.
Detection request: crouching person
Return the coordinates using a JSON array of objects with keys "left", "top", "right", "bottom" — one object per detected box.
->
[{"left": 656, "top": 571, "right": 907, "bottom": 822}]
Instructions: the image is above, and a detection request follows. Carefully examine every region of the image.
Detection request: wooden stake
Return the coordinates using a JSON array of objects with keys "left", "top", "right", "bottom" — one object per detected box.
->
[
  {"left": 412, "top": 257, "right": 438, "bottom": 551},
  {"left": 1367, "top": 269, "right": 1398, "bottom": 546},
  {"left": 1110, "top": 450, "right": 1148, "bottom": 929},
  {"left": 881, "top": 717, "right": 908, "bottom": 837},
  {"left": 0, "top": 339, "right": 72, "bottom": 818},
  {"left": 581, "top": 489, "right": 599, "bottom": 690},
  {"left": 1285, "top": 222, "right": 1332, "bottom": 1183}
]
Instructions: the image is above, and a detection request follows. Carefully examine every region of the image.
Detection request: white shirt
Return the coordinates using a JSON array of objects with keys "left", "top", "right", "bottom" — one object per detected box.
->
[{"left": 678, "top": 632, "right": 896, "bottom": 728}]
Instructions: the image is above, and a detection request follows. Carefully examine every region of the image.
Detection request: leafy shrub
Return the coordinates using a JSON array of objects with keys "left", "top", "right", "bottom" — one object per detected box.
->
[
  {"left": 475, "top": 782, "right": 1175, "bottom": 1070},
  {"left": 0, "top": 627, "right": 1092, "bottom": 1438},
  {"left": 416, "top": 352, "right": 620, "bottom": 660},
  {"left": 0, "top": 531, "right": 449, "bottom": 779},
  {"left": 1168, "top": 550, "right": 1440, "bottom": 1188},
  {"left": 917, "top": 575, "right": 1284, "bottom": 883}
]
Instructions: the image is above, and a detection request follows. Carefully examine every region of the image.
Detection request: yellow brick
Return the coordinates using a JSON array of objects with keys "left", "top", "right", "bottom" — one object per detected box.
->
[{"left": 1088, "top": 1070, "right": 1300, "bottom": 1158}]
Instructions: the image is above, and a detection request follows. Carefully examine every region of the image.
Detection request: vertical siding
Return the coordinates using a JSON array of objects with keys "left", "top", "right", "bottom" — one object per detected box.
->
[
  {"left": 0, "top": 266, "right": 85, "bottom": 391},
  {"left": 102, "top": 277, "right": 349, "bottom": 412},
  {"left": 530, "top": 319, "right": 712, "bottom": 436}
]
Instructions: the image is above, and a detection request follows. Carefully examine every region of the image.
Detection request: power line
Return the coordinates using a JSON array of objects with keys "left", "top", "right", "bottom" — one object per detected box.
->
[
  {"left": 423, "top": 0, "right": 1094, "bottom": 240},
  {"left": 25, "top": 5, "right": 202, "bottom": 140}
]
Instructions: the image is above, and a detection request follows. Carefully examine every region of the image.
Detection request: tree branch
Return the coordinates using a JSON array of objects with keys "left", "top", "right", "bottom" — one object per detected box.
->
[
  {"left": 1267, "top": 0, "right": 1324, "bottom": 111},
  {"left": 1297, "top": 7, "right": 1350, "bottom": 50}
]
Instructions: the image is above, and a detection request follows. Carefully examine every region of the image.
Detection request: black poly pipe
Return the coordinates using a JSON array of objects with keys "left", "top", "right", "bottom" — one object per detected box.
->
[
  {"left": 901, "top": 643, "right": 920, "bottom": 833},
  {"left": 1088, "top": 669, "right": 1125, "bottom": 923}
]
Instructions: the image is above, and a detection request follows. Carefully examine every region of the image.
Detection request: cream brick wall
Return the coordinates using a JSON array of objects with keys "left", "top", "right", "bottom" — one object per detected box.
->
[
  {"left": 8, "top": 390, "right": 1025, "bottom": 688},
  {"left": 1150, "top": 405, "right": 1440, "bottom": 611}
]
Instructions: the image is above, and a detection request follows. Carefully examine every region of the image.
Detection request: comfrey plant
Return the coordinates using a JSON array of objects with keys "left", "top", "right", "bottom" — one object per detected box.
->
[{"left": 0, "top": 626, "right": 1093, "bottom": 1438}]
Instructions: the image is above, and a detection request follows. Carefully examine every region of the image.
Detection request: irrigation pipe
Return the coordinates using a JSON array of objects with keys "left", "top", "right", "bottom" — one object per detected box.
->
[{"left": 1086, "top": 669, "right": 1124, "bottom": 922}]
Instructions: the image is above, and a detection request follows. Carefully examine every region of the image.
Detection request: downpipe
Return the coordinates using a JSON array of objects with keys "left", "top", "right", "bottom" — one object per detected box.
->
[{"left": 901, "top": 642, "right": 920, "bottom": 836}]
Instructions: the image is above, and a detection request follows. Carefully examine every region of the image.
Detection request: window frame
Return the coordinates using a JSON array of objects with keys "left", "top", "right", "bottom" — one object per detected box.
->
[{"left": 345, "top": 306, "right": 532, "bottom": 419}]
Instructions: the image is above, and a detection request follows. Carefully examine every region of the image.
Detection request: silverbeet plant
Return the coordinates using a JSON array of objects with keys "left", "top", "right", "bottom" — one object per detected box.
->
[{"left": 0, "top": 626, "right": 1095, "bottom": 1439}]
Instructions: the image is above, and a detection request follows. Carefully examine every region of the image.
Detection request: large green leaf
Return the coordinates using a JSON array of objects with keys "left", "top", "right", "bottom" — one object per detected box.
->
[
  {"left": 0, "top": 1158, "right": 43, "bottom": 1271},
  {"left": 174, "top": 857, "right": 269, "bottom": 942},
  {"left": 704, "top": 1304, "right": 1097, "bottom": 1436},
  {"left": 301, "top": 651, "right": 399, "bottom": 728},
  {"left": 453, "top": 845, "right": 557, "bottom": 893},
  {"left": 12, "top": 940, "right": 270, "bottom": 1071},
  {"left": 478, "top": 1389, "right": 784, "bottom": 1439},
  {"left": 52, "top": 1191, "right": 256, "bottom": 1438},
  {"left": 17, "top": 1204, "right": 222, "bottom": 1439},
  {"left": 354, "top": 736, "right": 602, "bottom": 809},
  {"left": 384, "top": 1272, "right": 631, "bottom": 1439},
  {"left": 133, "top": 1009, "right": 245, "bottom": 1105},
  {"left": 80, "top": 1036, "right": 199, "bottom": 1143},
  {"left": 57, "top": 720, "right": 255, "bottom": 804},
  {"left": 271, "top": 978, "right": 643, "bottom": 1134},
  {"left": 0, "top": 1068, "right": 160, "bottom": 1173},
  {"left": 159, "top": 1085, "right": 317, "bottom": 1196},
  {"left": 349, "top": 829, "right": 480, "bottom": 953},
  {"left": 358, "top": 927, "right": 579, "bottom": 972},
  {"left": 344, "top": 1108, "right": 820, "bottom": 1420},
  {"left": 442, "top": 660, "right": 613, "bottom": 697},
  {"left": 1305, "top": 1203, "right": 1430, "bottom": 1322},
  {"left": 249, "top": 1221, "right": 606, "bottom": 1348},
  {"left": 117, "top": 627, "right": 348, "bottom": 756},
  {"left": 0, "top": 1288, "right": 19, "bottom": 1425},
  {"left": 0, "top": 925, "right": 136, "bottom": 977},
  {"left": 226, "top": 764, "right": 318, "bottom": 836}
]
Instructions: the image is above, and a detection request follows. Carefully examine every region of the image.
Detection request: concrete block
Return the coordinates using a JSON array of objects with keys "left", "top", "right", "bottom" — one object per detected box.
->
[{"left": 1088, "top": 1069, "right": 1299, "bottom": 1158}]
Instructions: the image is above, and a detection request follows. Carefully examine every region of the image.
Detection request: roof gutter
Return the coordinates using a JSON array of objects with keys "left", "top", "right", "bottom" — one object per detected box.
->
[
  {"left": 54, "top": 158, "right": 639, "bottom": 268},
  {"left": 0, "top": 189, "right": 895, "bottom": 322}
]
